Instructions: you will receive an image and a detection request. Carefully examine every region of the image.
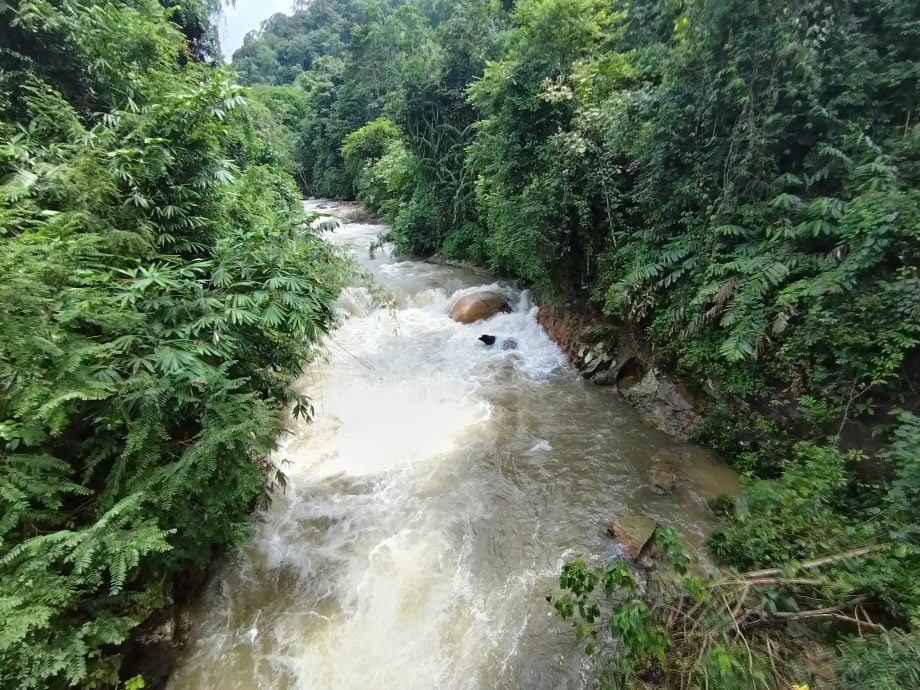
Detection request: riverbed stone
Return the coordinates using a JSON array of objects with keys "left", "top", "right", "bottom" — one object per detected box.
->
[
  {"left": 648, "top": 451, "right": 680, "bottom": 494},
  {"left": 582, "top": 348, "right": 616, "bottom": 381},
  {"left": 449, "top": 291, "right": 512, "bottom": 324},
  {"left": 607, "top": 516, "right": 658, "bottom": 559},
  {"left": 333, "top": 202, "right": 372, "bottom": 223},
  {"left": 620, "top": 370, "right": 701, "bottom": 441}
]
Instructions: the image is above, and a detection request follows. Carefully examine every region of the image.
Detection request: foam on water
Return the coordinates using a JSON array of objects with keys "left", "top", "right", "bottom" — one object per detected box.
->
[{"left": 168, "top": 203, "right": 737, "bottom": 690}]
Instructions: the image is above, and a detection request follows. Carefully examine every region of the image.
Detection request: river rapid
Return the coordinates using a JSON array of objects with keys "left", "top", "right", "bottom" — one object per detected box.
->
[{"left": 168, "top": 202, "right": 737, "bottom": 690}]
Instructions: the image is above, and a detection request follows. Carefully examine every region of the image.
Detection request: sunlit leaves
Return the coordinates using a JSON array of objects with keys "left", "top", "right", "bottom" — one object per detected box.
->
[{"left": 550, "top": 552, "right": 672, "bottom": 672}]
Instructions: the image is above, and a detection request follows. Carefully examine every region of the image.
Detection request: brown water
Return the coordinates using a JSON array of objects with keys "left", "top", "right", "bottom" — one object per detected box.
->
[{"left": 168, "top": 202, "right": 737, "bottom": 690}]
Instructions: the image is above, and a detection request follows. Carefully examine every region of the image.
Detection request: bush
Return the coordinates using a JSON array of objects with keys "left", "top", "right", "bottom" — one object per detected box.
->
[
  {"left": 834, "top": 630, "right": 920, "bottom": 690},
  {"left": 0, "top": 1, "right": 347, "bottom": 686},
  {"left": 708, "top": 443, "right": 857, "bottom": 567}
]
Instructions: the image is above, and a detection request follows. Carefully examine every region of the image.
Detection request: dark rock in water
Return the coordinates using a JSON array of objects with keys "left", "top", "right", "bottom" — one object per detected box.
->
[{"left": 480, "top": 335, "right": 519, "bottom": 349}]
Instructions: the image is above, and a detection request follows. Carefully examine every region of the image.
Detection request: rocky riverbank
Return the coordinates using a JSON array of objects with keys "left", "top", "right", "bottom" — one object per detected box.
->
[{"left": 536, "top": 301, "right": 703, "bottom": 442}]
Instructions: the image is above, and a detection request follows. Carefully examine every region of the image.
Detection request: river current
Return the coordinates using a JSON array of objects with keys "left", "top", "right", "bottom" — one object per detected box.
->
[{"left": 168, "top": 202, "right": 737, "bottom": 689}]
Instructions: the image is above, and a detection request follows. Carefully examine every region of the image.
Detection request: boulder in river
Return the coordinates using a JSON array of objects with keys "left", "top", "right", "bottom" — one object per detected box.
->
[
  {"left": 479, "top": 334, "right": 497, "bottom": 346},
  {"left": 607, "top": 515, "right": 658, "bottom": 560},
  {"left": 450, "top": 291, "right": 511, "bottom": 324},
  {"left": 620, "top": 369, "right": 701, "bottom": 441},
  {"left": 334, "top": 202, "right": 372, "bottom": 223}
]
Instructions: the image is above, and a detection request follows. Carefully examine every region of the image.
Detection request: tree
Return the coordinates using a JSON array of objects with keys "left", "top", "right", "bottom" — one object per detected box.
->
[{"left": 231, "top": 0, "right": 366, "bottom": 84}]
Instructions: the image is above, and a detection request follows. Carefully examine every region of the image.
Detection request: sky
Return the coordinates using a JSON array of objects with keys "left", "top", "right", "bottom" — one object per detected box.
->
[{"left": 218, "top": 0, "right": 294, "bottom": 60}]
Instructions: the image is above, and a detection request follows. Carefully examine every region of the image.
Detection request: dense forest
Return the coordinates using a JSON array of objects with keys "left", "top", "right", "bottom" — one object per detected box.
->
[
  {"left": 0, "top": 0, "right": 349, "bottom": 687},
  {"left": 237, "top": 0, "right": 919, "bottom": 687},
  {"left": 1, "top": 0, "right": 918, "bottom": 688}
]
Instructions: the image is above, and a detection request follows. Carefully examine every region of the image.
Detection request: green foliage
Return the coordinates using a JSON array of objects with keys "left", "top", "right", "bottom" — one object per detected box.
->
[
  {"left": 547, "top": 554, "right": 670, "bottom": 675},
  {"left": 0, "top": 0, "right": 347, "bottom": 686},
  {"left": 552, "top": 526, "right": 918, "bottom": 690},
  {"left": 379, "top": 0, "right": 504, "bottom": 256},
  {"left": 231, "top": 0, "right": 366, "bottom": 85},
  {"left": 236, "top": 1, "right": 444, "bottom": 199},
  {"left": 873, "top": 412, "right": 920, "bottom": 624},
  {"left": 245, "top": 84, "right": 314, "bottom": 185},
  {"left": 315, "top": 2, "right": 439, "bottom": 197},
  {"left": 223, "top": 0, "right": 920, "bottom": 685},
  {"left": 341, "top": 117, "right": 400, "bottom": 181},
  {"left": 709, "top": 415, "right": 920, "bottom": 626},
  {"left": 465, "top": 0, "right": 623, "bottom": 293},
  {"left": 834, "top": 630, "right": 920, "bottom": 689},
  {"left": 709, "top": 443, "right": 856, "bottom": 566},
  {"left": 124, "top": 676, "right": 146, "bottom": 690},
  {"left": 695, "top": 420, "right": 920, "bottom": 689},
  {"left": 549, "top": 529, "right": 785, "bottom": 689}
]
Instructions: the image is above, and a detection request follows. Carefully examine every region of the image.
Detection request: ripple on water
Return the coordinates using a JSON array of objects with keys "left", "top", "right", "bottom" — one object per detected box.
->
[{"left": 168, "top": 202, "right": 737, "bottom": 690}]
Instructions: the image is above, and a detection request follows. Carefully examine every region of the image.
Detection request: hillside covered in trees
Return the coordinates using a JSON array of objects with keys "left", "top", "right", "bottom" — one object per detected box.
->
[
  {"left": 237, "top": 0, "right": 919, "bottom": 687},
  {"left": 1, "top": 0, "right": 918, "bottom": 687}
]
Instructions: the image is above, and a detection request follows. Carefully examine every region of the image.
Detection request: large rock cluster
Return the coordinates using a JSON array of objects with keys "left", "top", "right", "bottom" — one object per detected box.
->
[{"left": 537, "top": 302, "right": 701, "bottom": 441}]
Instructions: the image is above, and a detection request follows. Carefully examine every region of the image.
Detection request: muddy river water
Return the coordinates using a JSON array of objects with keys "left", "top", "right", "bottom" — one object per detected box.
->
[{"left": 168, "top": 202, "right": 737, "bottom": 689}]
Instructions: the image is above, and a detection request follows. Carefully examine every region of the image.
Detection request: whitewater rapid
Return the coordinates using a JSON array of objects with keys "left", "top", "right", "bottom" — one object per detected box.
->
[{"left": 168, "top": 204, "right": 736, "bottom": 689}]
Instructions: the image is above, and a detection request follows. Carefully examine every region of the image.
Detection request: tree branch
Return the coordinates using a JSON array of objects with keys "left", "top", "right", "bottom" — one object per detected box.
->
[{"left": 740, "top": 545, "right": 885, "bottom": 580}]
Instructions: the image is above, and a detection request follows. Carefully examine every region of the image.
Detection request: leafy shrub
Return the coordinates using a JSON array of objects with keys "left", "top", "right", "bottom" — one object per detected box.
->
[
  {"left": 708, "top": 443, "right": 857, "bottom": 566},
  {"left": 834, "top": 630, "right": 920, "bottom": 690},
  {"left": 341, "top": 117, "right": 400, "bottom": 183},
  {"left": 0, "top": 1, "right": 347, "bottom": 686}
]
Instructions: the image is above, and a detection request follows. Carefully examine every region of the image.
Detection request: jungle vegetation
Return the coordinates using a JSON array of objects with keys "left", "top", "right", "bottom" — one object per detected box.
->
[
  {"left": 236, "top": 0, "right": 919, "bottom": 687},
  {"left": 0, "top": 0, "right": 917, "bottom": 687},
  {"left": 0, "top": 0, "right": 348, "bottom": 687}
]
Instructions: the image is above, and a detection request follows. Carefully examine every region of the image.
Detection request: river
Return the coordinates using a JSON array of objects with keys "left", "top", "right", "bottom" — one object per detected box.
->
[{"left": 168, "top": 201, "right": 737, "bottom": 689}]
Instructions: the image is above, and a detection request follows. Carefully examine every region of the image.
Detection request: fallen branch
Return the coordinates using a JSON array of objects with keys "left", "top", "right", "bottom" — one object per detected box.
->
[
  {"left": 741, "top": 545, "right": 886, "bottom": 580},
  {"left": 768, "top": 596, "right": 869, "bottom": 619},
  {"left": 766, "top": 611, "right": 882, "bottom": 631},
  {"left": 743, "top": 595, "right": 883, "bottom": 632},
  {"left": 710, "top": 577, "right": 840, "bottom": 589}
]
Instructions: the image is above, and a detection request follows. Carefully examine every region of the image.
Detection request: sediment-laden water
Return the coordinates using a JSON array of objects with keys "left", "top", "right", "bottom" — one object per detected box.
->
[{"left": 168, "top": 202, "right": 737, "bottom": 690}]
